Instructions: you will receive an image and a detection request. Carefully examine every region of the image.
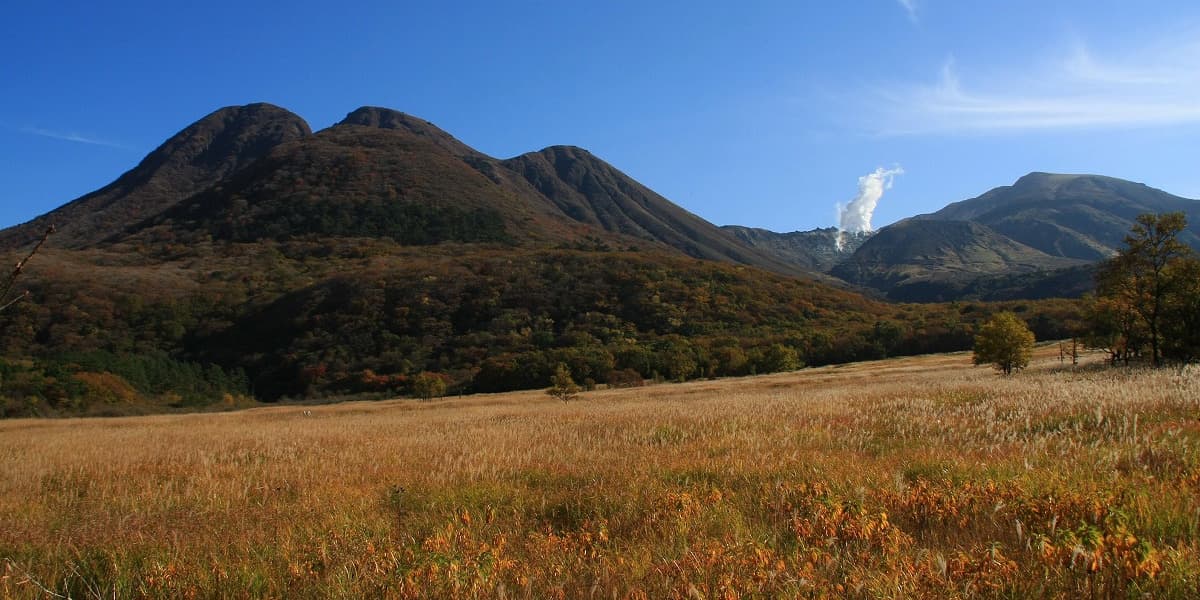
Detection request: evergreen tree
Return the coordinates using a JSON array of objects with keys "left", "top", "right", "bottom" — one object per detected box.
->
[{"left": 547, "top": 363, "right": 580, "bottom": 402}]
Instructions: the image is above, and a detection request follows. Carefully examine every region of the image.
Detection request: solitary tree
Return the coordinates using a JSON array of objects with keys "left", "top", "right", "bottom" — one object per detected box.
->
[
  {"left": 973, "top": 312, "right": 1035, "bottom": 375},
  {"left": 411, "top": 372, "right": 447, "bottom": 401},
  {"left": 547, "top": 362, "right": 580, "bottom": 402}
]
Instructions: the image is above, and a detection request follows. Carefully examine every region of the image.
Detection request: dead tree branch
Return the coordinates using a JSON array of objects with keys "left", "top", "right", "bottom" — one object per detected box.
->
[{"left": 0, "top": 225, "right": 55, "bottom": 314}]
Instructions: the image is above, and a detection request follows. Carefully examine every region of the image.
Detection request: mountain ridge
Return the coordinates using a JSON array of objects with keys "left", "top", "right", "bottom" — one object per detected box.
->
[
  {"left": 829, "top": 219, "right": 1087, "bottom": 301},
  {"left": 917, "top": 172, "right": 1200, "bottom": 260},
  {"left": 7, "top": 103, "right": 812, "bottom": 279},
  {"left": 0, "top": 103, "right": 312, "bottom": 250},
  {"left": 10, "top": 104, "right": 1196, "bottom": 294},
  {"left": 727, "top": 172, "right": 1200, "bottom": 300},
  {"left": 501, "top": 145, "right": 810, "bottom": 274}
]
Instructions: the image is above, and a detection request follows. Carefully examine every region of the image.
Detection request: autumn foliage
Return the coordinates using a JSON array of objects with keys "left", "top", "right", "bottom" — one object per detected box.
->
[
  {"left": 1092, "top": 212, "right": 1200, "bottom": 366},
  {"left": 972, "top": 311, "right": 1035, "bottom": 374},
  {"left": 2, "top": 348, "right": 1196, "bottom": 597},
  {"left": 0, "top": 237, "right": 1086, "bottom": 414}
]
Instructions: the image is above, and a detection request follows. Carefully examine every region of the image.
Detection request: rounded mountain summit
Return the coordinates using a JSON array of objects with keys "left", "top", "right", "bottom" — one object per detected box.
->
[{"left": 1, "top": 103, "right": 805, "bottom": 277}]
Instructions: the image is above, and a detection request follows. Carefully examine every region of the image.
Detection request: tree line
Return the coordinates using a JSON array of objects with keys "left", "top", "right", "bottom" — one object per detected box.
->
[
  {"left": 1087, "top": 212, "right": 1200, "bottom": 367},
  {"left": 973, "top": 212, "right": 1199, "bottom": 375}
]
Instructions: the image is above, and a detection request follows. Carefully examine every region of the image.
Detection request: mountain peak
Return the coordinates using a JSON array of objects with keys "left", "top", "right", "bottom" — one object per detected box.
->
[
  {"left": 339, "top": 106, "right": 429, "bottom": 129},
  {"left": 0, "top": 103, "right": 311, "bottom": 250},
  {"left": 922, "top": 172, "right": 1200, "bottom": 260},
  {"left": 140, "top": 103, "right": 312, "bottom": 176},
  {"left": 1012, "top": 171, "right": 1120, "bottom": 191},
  {"left": 337, "top": 106, "right": 478, "bottom": 157},
  {"left": 501, "top": 146, "right": 811, "bottom": 276},
  {"left": 536, "top": 145, "right": 593, "bottom": 157},
  {"left": 1014, "top": 171, "right": 1069, "bottom": 184}
]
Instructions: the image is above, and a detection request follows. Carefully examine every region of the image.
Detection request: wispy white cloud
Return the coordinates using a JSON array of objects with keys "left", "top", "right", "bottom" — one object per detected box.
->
[
  {"left": 896, "top": 0, "right": 918, "bottom": 23},
  {"left": 19, "top": 126, "right": 131, "bottom": 149},
  {"left": 866, "top": 32, "right": 1200, "bottom": 135}
]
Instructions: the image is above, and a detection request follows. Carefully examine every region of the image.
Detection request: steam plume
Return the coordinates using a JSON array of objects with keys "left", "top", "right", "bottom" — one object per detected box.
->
[{"left": 836, "top": 166, "right": 904, "bottom": 251}]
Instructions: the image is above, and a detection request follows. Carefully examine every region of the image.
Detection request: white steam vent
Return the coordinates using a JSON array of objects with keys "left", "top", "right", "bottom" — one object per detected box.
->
[{"left": 836, "top": 166, "right": 904, "bottom": 251}]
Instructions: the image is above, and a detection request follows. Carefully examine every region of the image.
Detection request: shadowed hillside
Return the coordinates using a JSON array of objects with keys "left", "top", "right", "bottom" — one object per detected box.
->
[
  {"left": 920, "top": 172, "right": 1200, "bottom": 259},
  {"left": 0, "top": 103, "right": 312, "bottom": 250},
  {"left": 64, "top": 105, "right": 813, "bottom": 277},
  {"left": 117, "top": 112, "right": 545, "bottom": 246},
  {"left": 831, "top": 220, "right": 1085, "bottom": 300},
  {"left": 503, "top": 146, "right": 807, "bottom": 274}
]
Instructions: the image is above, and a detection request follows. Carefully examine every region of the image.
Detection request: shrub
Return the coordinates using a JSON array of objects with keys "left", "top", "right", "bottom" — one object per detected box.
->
[
  {"left": 411, "top": 372, "right": 448, "bottom": 401},
  {"left": 607, "top": 368, "right": 645, "bottom": 388}
]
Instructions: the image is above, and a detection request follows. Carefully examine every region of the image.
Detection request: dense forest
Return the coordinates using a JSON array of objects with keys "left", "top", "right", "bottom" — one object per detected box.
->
[{"left": 0, "top": 234, "right": 1085, "bottom": 416}]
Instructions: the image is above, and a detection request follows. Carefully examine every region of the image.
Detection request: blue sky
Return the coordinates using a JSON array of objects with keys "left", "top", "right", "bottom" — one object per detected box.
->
[{"left": 2, "top": 1, "right": 1199, "bottom": 233}]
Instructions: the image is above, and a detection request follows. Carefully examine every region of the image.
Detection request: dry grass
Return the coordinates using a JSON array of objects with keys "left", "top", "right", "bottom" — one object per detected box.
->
[{"left": 2, "top": 345, "right": 1199, "bottom": 598}]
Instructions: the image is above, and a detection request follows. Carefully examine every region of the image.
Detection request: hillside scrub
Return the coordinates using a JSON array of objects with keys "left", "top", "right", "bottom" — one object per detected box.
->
[{"left": 0, "top": 241, "right": 1085, "bottom": 413}]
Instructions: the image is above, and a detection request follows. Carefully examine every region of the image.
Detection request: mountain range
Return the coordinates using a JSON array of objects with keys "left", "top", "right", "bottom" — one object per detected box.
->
[
  {"left": 2, "top": 104, "right": 804, "bottom": 278},
  {"left": 0, "top": 102, "right": 1193, "bottom": 413},
  {"left": 726, "top": 172, "right": 1200, "bottom": 301},
  {"left": 7, "top": 103, "right": 1196, "bottom": 299}
]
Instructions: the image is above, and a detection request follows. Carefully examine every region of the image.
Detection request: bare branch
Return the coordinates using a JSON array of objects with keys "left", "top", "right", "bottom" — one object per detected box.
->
[{"left": 0, "top": 225, "right": 54, "bottom": 314}]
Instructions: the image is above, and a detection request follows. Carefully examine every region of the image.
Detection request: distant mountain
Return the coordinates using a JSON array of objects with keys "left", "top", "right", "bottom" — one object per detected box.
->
[
  {"left": 720, "top": 226, "right": 869, "bottom": 272},
  {"left": 0, "top": 103, "right": 311, "bottom": 250},
  {"left": 730, "top": 173, "right": 1200, "bottom": 301},
  {"left": 918, "top": 172, "right": 1200, "bottom": 260},
  {"left": 829, "top": 220, "right": 1085, "bottom": 301}
]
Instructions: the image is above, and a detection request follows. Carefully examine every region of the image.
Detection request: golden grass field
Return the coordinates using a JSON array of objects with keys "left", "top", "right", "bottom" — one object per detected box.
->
[{"left": 3, "top": 345, "right": 1199, "bottom": 598}]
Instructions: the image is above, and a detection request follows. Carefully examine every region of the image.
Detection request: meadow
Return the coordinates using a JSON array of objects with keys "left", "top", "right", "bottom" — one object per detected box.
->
[{"left": 2, "top": 345, "right": 1198, "bottom": 598}]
